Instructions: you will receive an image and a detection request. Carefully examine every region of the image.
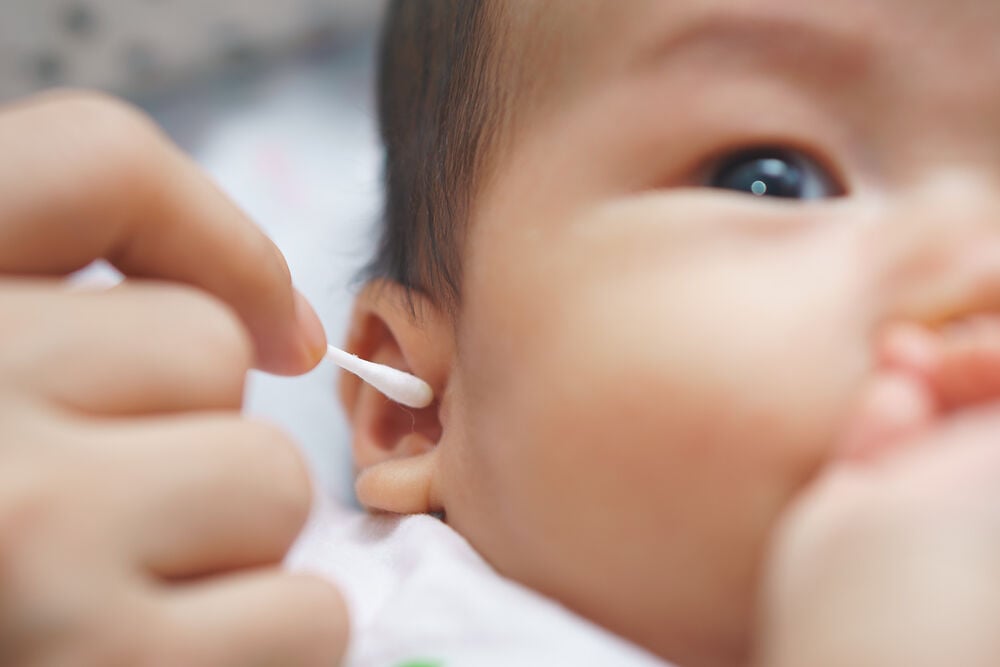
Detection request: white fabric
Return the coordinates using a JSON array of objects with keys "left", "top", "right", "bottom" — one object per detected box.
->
[{"left": 288, "top": 496, "right": 673, "bottom": 667}]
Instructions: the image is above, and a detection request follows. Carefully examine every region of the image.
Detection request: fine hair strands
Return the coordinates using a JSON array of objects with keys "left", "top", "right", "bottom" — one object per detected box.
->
[{"left": 366, "top": 1, "right": 512, "bottom": 318}]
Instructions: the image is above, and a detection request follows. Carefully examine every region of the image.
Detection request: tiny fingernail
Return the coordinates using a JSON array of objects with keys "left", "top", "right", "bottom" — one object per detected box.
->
[
  {"left": 294, "top": 289, "right": 328, "bottom": 365},
  {"left": 882, "top": 324, "right": 939, "bottom": 375}
]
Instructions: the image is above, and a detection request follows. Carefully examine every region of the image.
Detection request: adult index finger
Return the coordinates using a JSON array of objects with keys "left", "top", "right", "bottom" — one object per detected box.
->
[{"left": 0, "top": 91, "right": 326, "bottom": 375}]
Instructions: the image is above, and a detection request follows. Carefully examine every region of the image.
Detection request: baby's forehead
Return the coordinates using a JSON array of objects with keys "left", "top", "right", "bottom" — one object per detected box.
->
[{"left": 504, "top": 0, "right": 1000, "bottom": 111}]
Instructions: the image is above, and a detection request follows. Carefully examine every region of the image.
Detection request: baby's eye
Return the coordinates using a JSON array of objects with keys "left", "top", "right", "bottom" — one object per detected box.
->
[{"left": 706, "top": 149, "right": 840, "bottom": 199}]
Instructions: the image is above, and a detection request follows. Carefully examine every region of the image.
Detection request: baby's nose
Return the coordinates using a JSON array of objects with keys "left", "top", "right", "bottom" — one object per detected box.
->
[{"left": 873, "top": 170, "right": 1000, "bottom": 326}]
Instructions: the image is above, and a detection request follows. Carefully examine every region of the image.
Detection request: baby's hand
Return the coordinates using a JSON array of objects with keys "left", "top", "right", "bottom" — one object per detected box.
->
[
  {"left": 755, "top": 319, "right": 1000, "bottom": 667},
  {"left": 840, "top": 318, "right": 1000, "bottom": 460}
]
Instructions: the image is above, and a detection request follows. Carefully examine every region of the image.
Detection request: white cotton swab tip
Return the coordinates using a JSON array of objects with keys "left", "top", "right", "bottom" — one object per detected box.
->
[{"left": 326, "top": 344, "right": 434, "bottom": 409}]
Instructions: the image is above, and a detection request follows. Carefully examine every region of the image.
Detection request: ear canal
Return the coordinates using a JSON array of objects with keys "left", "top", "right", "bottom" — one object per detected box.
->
[{"left": 355, "top": 446, "right": 441, "bottom": 515}]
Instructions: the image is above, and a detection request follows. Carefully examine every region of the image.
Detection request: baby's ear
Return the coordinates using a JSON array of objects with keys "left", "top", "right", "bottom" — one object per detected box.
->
[{"left": 339, "top": 280, "right": 452, "bottom": 515}]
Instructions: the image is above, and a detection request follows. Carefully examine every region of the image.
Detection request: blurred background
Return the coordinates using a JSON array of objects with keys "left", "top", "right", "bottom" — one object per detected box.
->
[{"left": 0, "top": 0, "right": 388, "bottom": 502}]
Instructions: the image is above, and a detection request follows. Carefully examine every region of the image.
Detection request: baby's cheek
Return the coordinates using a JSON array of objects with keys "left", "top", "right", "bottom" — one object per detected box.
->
[
  {"left": 465, "top": 229, "right": 870, "bottom": 510},
  {"left": 465, "top": 206, "right": 865, "bottom": 504},
  {"left": 457, "top": 302, "right": 861, "bottom": 651}
]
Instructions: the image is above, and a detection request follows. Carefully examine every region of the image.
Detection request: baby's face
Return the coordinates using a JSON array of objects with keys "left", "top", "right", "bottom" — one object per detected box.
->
[{"left": 432, "top": 1, "right": 1000, "bottom": 664}]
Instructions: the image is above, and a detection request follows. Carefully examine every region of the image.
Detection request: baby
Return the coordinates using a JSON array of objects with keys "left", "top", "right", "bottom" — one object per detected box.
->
[{"left": 298, "top": 1, "right": 1000, "bottom": 665}]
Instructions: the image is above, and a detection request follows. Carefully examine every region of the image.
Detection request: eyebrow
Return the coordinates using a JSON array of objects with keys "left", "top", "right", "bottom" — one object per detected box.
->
[{"left": 639, "top": 12, "right": 876, "bottom": 84}]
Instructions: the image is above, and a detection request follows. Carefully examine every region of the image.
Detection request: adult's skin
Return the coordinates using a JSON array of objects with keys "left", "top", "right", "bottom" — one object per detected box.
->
[{"left": 0, "top": 91, "right": 347, "bottom": 666}]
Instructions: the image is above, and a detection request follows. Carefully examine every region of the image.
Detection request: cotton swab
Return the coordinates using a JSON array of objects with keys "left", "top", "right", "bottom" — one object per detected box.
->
[{"left": 326, "top": 344, "right": 434, "bottom": 409}]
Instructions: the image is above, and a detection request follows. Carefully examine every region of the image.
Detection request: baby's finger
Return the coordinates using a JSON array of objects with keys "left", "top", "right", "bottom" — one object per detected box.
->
[
  {"left": 930, "top": 316, "right": 1000, "bottom": 410},
  {"left": 86, "top": 414, "right": 312, "bottom": 577},
  {"left": 880, "top": 318, "right": 1000, "bottom": 410},
  {"left": 0, "top": 280, "right": 252, "bottom": 415},
  {"left": 837, "top": 372, "right": 937, "bottom": 463},
  {"left": 0, "top": 91, "right": 325, "bottom": 375},
  {"left": 158, "top": 571, "right": 348, "bottom": 667},
  {"left": 877, "top": 323, "right": 940, "bottom": 377}
]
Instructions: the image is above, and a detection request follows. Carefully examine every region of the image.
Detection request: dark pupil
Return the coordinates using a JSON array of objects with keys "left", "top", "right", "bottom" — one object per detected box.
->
[{"left": 713, "top": 156, "right": 805, "bottom": 198}]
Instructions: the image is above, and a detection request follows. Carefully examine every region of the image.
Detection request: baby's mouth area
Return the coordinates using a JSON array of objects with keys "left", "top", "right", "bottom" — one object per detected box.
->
[
  {"left": 881, "top": 315, "right": 1000, "bottom": 410},
  {"left": 838, "top": 315, "right": 1000, "bottom": 461}
]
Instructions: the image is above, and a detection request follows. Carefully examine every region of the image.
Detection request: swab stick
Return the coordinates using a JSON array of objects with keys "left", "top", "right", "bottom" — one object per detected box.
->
[{"left": 326, "top": 344, "right": 434, "bottom": 409}]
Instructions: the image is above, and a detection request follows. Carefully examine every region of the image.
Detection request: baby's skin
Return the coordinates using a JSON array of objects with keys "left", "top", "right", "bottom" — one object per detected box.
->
[
  {"left": 843, "top": 319, "right": 1000, "bottom": 459},
  {"left": 758, "top": 319, "right": 1000, "bottom": 666},
  {"left": 349, "top": 3, "right": 1000, "bottom": 662}
]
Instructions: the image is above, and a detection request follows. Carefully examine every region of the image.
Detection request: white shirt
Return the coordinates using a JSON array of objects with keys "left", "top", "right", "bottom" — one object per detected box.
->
[{"left": 288, "top": 497, "right": 673, "bottom": 667}]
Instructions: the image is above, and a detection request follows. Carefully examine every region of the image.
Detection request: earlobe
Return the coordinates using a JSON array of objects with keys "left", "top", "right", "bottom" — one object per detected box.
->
[
  {"left": 339, "top": 280, "right": 452, "bottom": 515},
  {"left": 356, "top": 446, "right": 443, "bottom": 515}
]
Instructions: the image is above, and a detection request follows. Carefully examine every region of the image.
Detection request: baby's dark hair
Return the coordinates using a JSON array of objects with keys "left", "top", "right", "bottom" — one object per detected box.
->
[{"left": 368, "top": 1, "right": 508, "bottom": 313}]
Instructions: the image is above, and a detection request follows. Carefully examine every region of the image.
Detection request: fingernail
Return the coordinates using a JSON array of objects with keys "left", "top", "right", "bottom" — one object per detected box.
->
[
  {"left": 838, "top": 372, "right": 935, "bottom": 464},
  {"left": 294, "top": 289, "right": 328, "bottom": 365},
  {"left": 880, "top": 324, "right": 939, "bottom": 376}
]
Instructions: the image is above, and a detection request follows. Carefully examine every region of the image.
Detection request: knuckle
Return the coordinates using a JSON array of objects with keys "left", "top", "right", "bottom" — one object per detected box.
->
[
  {"left": 50, "top": 90, "right": 159, "bottom": 154},
  {"left": 160, "top": 284, "right": 255, "bottom": 376},
  {"left": 243, "top": 223, "right": 290, "bottom": 281},
  {"left": 262, "top": 238, "right": 293, "bottom": 290},
  {"left": 0, "top": 466, "right": 56, "bottom": 559},
  {"left": 239, "top": 232, "right": 293, "bottom": 302},
  {"left": 0, "top": 290, "right": 54, "bottom": 380},
  {"left": 41, "top": 90, "right": 167, "bottom": 192},
  {"left": 72, "top": 630, "right": 139, "bottom": 667},
  {"left": 244, "top": 420, "right": 313, "bottom": 530},
  {"left": 289, "top": 573, "right": 350, "bottom": 663},
  {"left": 65, "top": 597, "right": 154, "bottom": 667}
]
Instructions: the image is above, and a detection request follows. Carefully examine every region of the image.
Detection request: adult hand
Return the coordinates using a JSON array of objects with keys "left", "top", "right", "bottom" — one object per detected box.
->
[
  {"left": 757, "top": 320, "right": 1000, "bottom": 667},
  {"left": 0, "top": 91, "right": 346, "bottom": 666}
]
